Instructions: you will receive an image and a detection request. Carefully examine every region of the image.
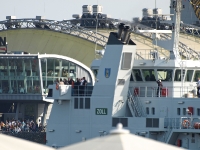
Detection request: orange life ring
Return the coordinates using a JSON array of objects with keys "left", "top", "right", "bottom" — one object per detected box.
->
[
  {"left": 56, "top": 84, "right": 59, "bottom": 90},
  {"left": 182, "top": 120, "right": 190, "bottom": 128}
]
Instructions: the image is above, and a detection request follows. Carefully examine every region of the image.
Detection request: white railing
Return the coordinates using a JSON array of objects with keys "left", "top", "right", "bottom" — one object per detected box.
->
[{"left": 129, "top": 86, "right": 197, "bottom": 98}]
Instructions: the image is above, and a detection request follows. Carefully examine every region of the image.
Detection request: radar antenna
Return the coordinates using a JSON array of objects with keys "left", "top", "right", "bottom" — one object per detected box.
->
[{"left": 170, "top": 0, "right": 182, "bottom": 60}]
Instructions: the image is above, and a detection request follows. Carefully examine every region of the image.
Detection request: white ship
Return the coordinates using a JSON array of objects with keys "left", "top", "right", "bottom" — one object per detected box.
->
[{"left": 46, "top": 0, "right": 200, "bottom": 149}]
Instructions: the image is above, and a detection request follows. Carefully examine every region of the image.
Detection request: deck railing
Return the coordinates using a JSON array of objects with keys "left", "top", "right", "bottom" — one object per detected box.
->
[
  {"left": 129, "top": 86, "right": 198, "bottom": 98},
  {"left": 164, "top": 117, "right": 200, "bottom": 130}
]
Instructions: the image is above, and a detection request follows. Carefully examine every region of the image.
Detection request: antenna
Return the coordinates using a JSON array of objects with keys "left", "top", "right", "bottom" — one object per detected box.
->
[
  {"left": 155, "top": 0, "right": 158, "bottom": 59},
  {"left": 94, "top": 0, "right": 99, "bottom": 59},
  {"left": 170, "top": 0, "right": 182, "bottom": 60},
  {"left": 94, "top": 15, "right": 98, "bottom": 59}
]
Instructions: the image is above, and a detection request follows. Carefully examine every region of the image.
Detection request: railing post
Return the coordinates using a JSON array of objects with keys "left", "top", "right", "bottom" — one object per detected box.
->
[{"left": 145, "top": 86, "right": 147, "bottom": 97}]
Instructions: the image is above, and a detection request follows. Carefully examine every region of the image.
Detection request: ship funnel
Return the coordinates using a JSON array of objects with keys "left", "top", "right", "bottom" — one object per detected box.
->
[
  {"left": 117, "top": 23, "right": 125, "bottom": 39},
  {"left": 122, "top": 25, "right": 131, "bottom": 44}
]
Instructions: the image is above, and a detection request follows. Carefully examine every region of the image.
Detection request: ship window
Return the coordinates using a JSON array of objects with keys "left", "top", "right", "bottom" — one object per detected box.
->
[
  {"left": 197, "top": 108, "right": 200, "bottom": 116},
  {"left": 93, "top": 69, "right": 98, "bottom": 78},
  {"left": 121, "top": 52, "right": 132, "bottom": 70},
  {"left": 85, "top": 98, "right": 90, "bottom": 109},
  {"left": 133, "top": 69, "right": 142, "bottom": 81},
  {"left": 185, "top": 70, "right": 194, "bottom": 82},
  {"left": 157, "top": 69, "right": 173, "bottom": 81},
  {"left": 146, "top": 118, "right": 159, "bottom": 128},
  {"left": 74, "top": 98, "right": 78, "bottom": 109},
  {"left": 174, "top": 69, "right": 185, "bottom": 81},
  {"left": 177, "top": 108, "right": 181, "bottom": 115},
  {"left": 152, "top": 107, "right": 155, "bottom": 115},
  {"left": 146, "top": 107, "right": 149, "bottom": 114},
  {"left": 80, "top": 98, "right": 84, "bottom": 109},
  {"left": 130, "top": 73, "right": 134, "bottom": 81},
  {"left": 183, "top": 108, "right": 186, "bottom": 115},
  {"left": 193, "top": 70, "right": 200, "bottom": 82},
  {"left": 142, "top": 69, "right": 156, "bottom": 81}
]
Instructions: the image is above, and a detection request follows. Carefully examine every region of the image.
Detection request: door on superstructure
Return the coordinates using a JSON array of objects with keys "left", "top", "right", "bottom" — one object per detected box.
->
[
  {"left": 159, "top": 106, "right": 168, "bottom": 117},
  {"left": 182, "top": 138, "right": 189, "bottom": 149}
]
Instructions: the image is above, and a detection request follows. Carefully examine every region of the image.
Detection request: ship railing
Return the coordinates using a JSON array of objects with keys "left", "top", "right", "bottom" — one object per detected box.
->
[
  {"left": 135, "top": 49, "right": 169, "bottom": 60},
  {"left": 128, "top": 89, "right": 147, "bottom": 117},
  {"left": 164, "top": 117, "right": 200, "bottom": 130},
  {"left": 130, "top": 86, "right": 198, "bottom": 98}
]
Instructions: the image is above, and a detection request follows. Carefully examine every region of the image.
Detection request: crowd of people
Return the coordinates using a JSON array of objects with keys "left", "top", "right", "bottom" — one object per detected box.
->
[
  {"left": 56, "top": 77, "right": 88, "bottom": 96},
  {"left": 0, "top": 119, "right": 45, "bottom": 133}
]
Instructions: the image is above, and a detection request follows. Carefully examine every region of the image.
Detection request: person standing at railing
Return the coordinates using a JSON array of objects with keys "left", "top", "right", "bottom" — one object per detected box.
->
[
  {"left": 156, "top": 79, "right": 163, "bottom": 97},
  {"left": 197, "top": 77, "right": 200, "bottom": 98}
]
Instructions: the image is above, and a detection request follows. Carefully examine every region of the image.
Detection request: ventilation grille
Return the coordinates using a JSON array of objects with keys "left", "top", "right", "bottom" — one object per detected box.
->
[
  {"left": 118, "top": 79, "right": 125, "bottom": 85},
  {"left": 121, "top": 52, "right": 132, "bottom": 70}
]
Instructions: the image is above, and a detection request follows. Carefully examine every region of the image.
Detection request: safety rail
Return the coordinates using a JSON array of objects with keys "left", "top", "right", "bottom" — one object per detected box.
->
[
  {"left": 128, "top": 89, "right": 146, "bottom": 117},
  {"left": 134, "top": 49, "right": 169, "bottom": 60},
  {"left": 129, "top": 86, "right": 198, "bottom": 98},
  {"left": 164, "top": 117, "right": 200, "bottom": 130}
]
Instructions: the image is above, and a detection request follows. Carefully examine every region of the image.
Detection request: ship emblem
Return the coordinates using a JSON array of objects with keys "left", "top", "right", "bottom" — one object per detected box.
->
[{"left": 105, "top": 68, "right": 111, "bottom": 78}]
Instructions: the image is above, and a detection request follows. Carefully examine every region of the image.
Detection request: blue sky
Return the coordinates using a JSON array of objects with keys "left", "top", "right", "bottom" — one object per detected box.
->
[{"left": 0, "top": 0, "right": 170, "bottom": 21}]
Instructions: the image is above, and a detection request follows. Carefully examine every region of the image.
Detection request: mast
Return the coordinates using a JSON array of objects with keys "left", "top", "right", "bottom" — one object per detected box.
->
[{"left": 170, "top": 0, "right": 182, "bottom": 60}]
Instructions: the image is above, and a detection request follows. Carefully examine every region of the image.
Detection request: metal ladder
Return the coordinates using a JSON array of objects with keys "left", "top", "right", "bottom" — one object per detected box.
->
[{"left": 127, "top": 90, "right": 146, "bottom": 117}]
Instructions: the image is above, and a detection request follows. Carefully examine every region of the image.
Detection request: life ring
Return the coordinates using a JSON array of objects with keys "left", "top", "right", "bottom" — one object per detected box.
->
[
  {"left": 182, "top": 120, "right": 190, "bottom": 128},
  {"left": 56, "top": 84, "right": 59, "bottom": 90}
]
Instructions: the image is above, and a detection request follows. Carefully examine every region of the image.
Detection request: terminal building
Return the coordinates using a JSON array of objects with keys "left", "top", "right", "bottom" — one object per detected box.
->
[{"left": 0, "top": 53, "right": 94, "bottom": 125}]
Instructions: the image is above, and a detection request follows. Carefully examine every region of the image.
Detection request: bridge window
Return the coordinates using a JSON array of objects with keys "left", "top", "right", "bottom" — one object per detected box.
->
[
  {"left": 193, "top": 70, "right": 200, "bottom": 82},
  {"left": 185, "top": 70, "right": 194, "bottom": 82},
  {"left": 174, "top": 69, "right": 185, "bottom": 81},
  {"left": 157, "top": 69, "right": 173, "bottom": 81},
  {"left": 142, "top": 69, "right": 156, "bottom": 81},
  {"left": 133, "top": 69, "right": 142, "bottom": 81}
]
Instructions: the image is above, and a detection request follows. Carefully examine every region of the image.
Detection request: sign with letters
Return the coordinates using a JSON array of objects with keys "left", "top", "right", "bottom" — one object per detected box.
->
[{"left": 96, "top": 108, "right": 107, "bottom": 115}]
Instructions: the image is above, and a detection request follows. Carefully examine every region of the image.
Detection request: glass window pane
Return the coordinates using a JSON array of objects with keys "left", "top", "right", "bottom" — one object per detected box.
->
[
  {"left": 174, "top": 69, "right": 185, "bottom": 81},
  {"left": 177, "top": 108, "right": 180, "bottom": 115},
  {"left": 133, "top": 69, "right": 142, "bottom": 81},
  {"left": 74, "top": 98, "right": 78, "bottom": 109},
  {"left": 85, "top": 98, "right": 90, "bottom": 109},
  {"left": 80, "top": 98, "right": 83, "bottom": 109},
  {"left": 157, "top": 69, "right": 173, "bottom": 81},
  {"left": 142, "top": 69, "right": 156, "bottom": 81},
  {"left": 193, "top": 70, "right": 200, "bottom": 82},
  {"left": 185, "top": 70, "right": 193, "bottom": 82},
  {"left": 62, "top": 60, "right": 69, "bottom": 79},
  {"left": 146, "top": 107, "right": 149, "bottom": 114}
]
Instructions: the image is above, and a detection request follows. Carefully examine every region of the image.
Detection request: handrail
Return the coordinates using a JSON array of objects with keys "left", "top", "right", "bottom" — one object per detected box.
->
[
  {"left": 130, "top": 86, "right": 198, "bottom": 98},
  {"left": 128, "top": 89, "right": 146, "bottom": 117}
]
